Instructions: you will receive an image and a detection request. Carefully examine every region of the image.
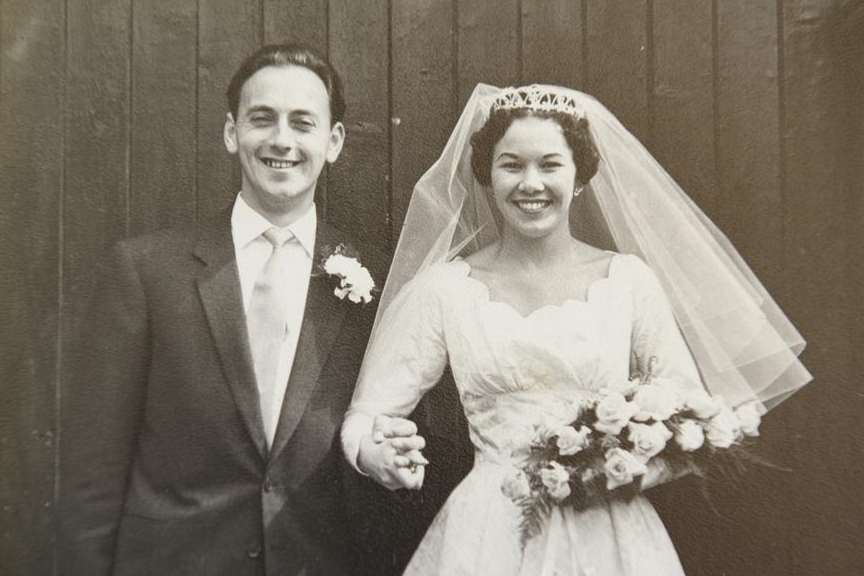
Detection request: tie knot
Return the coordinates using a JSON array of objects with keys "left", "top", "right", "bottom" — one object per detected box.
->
[{"left": 262, "top": 227, "right": 293, "bottom": 248}]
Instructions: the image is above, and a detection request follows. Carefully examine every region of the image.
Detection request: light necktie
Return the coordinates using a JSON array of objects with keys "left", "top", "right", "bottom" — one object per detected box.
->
[{"left": 247, "top": 227, "right": 293, "bottom": 447}]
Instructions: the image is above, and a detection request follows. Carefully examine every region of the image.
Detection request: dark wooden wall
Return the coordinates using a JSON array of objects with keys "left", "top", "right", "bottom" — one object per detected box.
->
[{"left": 1, "top": 1, "right": 860, "bottom": 574}]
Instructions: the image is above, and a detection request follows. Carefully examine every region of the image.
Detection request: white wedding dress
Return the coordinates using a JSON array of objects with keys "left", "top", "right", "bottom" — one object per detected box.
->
[{"left": 345, "top": 253, "right": 704, "bottom": 575}]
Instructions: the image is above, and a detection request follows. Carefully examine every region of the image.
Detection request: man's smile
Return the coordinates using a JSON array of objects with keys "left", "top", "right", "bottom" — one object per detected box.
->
[{"left": 260, "top": 157, "right": 301, "bottom": 169}]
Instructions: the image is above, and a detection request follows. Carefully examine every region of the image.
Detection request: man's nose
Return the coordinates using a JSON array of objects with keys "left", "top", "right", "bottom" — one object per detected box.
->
[{"left": 271, "top": 117, "right": 294, "bottom": 150}]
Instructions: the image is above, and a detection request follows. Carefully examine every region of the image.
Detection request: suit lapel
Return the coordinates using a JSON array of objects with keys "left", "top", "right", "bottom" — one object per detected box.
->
[
  {"left": 268, "top": 221, "right": 349, "bottom": 462},
  {"left": 194, "top": 210, "right": 268, "bottom": 460}
]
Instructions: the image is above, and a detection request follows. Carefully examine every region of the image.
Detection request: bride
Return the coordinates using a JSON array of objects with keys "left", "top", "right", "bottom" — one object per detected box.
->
[{"left": 341, "top": 84, "right": 811, "bottom": 575}]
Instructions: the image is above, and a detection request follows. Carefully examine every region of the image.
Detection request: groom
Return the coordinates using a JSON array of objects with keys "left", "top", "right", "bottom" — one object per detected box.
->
[{"left": 58, "top": 43, "right": 388, "bottom": 576}]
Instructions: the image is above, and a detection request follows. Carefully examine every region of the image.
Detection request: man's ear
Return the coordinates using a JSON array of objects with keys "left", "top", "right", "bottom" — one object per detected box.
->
[
  {"left": 326, "top": 121, "right": 346, "bottom": 164},
  {"left": 224, "top": 112, "right": 238, "bottom": 154}
]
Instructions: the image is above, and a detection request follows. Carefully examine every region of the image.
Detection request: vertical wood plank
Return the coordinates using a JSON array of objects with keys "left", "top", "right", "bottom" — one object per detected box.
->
[
  {"left": 521, "top": 0, "right": 584, "bottom": 88},
  {"left": 197, "top": 1, "right": 259, "bottom": 218},
  {"left": 263, "top": 0, "right": 327, "bottom": 54},
  {"left": 0, "top": 1, "right": 64, "bottom": 574},
  {"left": 328, "top": 0, "right": 391, "bottom": 251},
  {"left": 390, "top": 0, "right": 455, "bottom": 244},
  {"left": 585, "top": 0, "right": 650, "bottom": 141},
  {"left": 130, "top": 0, "right": 197, "bottom": 234},
  {"left": 651, "top": 0, "right": 717, "bottom": 218},
  {"left": 715, "top": 2, "right": 783, "bottom": 285},
  {"left": 645, "top": 6, "right": 723, "bottom": 573},
  {"left": 781, "top": 1, "right": 858, "bottom": 574},
  {"left": 838, "top": 14, "right": 864, "bottom": 546},
  {"left": 713, "top": 7, "right": 791, "bottom": 576},
  {"left": 457, "top": 0, "right": 520, "bottom": 105},
  {"left": 63, "top": 0, "right": 131, "bottom": 347}
]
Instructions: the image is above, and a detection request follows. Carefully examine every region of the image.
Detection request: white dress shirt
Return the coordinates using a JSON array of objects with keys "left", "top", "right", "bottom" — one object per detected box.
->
[{"left": 232, "top": 194, "right": 316, "bottom": 447}]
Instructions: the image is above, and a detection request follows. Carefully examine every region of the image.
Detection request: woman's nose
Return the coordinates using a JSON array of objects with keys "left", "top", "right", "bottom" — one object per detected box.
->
[{"left": 519, "top": 167, "right": 543, "bottom": 192}]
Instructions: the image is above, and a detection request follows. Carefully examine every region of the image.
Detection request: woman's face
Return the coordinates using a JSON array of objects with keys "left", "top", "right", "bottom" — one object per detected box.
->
[{"left": 489, "top": 115, "right": 578, "bottom": 240}]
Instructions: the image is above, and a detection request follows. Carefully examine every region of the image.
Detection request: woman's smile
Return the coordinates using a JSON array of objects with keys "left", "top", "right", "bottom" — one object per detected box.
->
[{"left": 511, "top": 197, "right": 553, "bottom": 214}]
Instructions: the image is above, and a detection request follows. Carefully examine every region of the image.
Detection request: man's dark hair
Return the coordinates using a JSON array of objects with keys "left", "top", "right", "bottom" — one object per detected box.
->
[
  {"left": 226, "top": 43, "right": 346, "bottom": 124},
  {"left": 470, "top": 108, "right": 600, "bottom": 186}
]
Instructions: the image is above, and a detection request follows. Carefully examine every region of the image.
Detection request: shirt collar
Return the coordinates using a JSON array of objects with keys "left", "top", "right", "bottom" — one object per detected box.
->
[{"left": 231, "top": 194, "right": 317, "bottom": 258}]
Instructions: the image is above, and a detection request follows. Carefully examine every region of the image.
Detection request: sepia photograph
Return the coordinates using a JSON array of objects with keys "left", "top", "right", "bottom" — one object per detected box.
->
[{"left": 1, "top": 1, "right": 862, "bottom": 575}]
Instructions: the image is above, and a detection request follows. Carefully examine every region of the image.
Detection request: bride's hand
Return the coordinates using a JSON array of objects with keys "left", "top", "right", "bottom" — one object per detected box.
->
[{"left": 357, "top": 416, "right": 428, "bottom": 491}]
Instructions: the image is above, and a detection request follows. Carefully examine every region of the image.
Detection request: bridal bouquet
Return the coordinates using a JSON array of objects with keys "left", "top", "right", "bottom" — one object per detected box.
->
[{"left": 501, "top": 358, "right": 765, "bottom": 544}]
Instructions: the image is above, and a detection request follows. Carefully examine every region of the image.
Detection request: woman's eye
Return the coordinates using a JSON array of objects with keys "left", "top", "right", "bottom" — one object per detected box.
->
[
  {"left": 542, "top": 162, "right": 563, "bottom": 170},
  {"left": 500, "top": 162, "right": 522, "bottom": 171}
]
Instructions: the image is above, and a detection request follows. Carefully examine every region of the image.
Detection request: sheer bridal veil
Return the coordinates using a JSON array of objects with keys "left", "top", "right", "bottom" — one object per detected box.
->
[{"left": 362, "top": 84, "right": 811, "bottom": 412}]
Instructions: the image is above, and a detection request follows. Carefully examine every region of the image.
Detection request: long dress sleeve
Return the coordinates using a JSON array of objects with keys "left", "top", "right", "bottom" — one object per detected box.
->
[
  {"left": 341, "top": 266, "right": 451, "bottom": 471},
  {"left": 626, "top": 256, "right": 705, "bottom": 489},
  {"left": 628, "top": 255, "right": 703, "bottom": 393}
]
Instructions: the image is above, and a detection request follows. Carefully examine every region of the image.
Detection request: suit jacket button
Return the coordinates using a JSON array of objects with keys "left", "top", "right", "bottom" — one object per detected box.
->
[
  {"left": 247, "top": 546, "right": 262, "bottom": 559},
  {"left": 263, "top": 478, "right": 273, "bottom": 492}
]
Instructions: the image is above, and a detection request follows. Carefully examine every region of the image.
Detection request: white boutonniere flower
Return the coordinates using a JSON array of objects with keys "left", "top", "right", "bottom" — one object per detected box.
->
[{"left": 319, "top": 244, "right": 376, "bottom": 304}]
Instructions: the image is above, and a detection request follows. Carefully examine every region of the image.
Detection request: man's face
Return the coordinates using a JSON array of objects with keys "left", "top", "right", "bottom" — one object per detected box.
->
[{"left": 224, "top": 65, "right": 344, "bottom": 222}]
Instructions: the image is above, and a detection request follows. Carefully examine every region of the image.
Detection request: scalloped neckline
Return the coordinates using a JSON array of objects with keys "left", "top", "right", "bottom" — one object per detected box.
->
[{"left": 456, "top": 253, "right": 622, "bottom": 321}]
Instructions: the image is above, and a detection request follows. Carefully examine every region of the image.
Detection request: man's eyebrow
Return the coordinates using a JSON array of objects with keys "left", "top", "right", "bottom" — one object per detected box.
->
[
  {"left": 243, "top": 105, "right": 275, "bottom": 115},
  {"left": 289, "top": 109, "right": 320, "bottom": 118}
]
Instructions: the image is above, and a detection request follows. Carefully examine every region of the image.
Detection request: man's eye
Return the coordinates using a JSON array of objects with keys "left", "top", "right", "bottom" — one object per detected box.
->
[
  {"left": 249, "top": 115, "right": 272, "bottom": 125},
  {"left": 294, "top": 119, "right": 316, "bottom": 130}
]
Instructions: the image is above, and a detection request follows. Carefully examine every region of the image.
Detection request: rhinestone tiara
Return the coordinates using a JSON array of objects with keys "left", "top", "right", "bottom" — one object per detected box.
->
[{"left": 491, "top": 85, "right": 584, "bottom": 118}]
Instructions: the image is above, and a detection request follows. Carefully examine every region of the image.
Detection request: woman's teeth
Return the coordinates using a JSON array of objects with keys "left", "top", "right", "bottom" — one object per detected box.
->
[
  {"left": 261, "top": 158, "right": 298, "bottom": 169},
  {"left": 513, "top": 199, "right": 551, "bottom": 213}
]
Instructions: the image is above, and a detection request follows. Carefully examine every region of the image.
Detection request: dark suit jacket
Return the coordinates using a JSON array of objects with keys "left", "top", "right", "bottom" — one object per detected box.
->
[{"left": 58, "top": 209, "right": 387, "bottom": 576}]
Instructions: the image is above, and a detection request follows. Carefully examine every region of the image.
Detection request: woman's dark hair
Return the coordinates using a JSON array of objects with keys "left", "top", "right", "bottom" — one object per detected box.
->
[
  {"left": 470, "top": 108, "right": 600, "bottom": 186},
  {"left": 226, "top": 43, "right": 345, "bottom": 125}
]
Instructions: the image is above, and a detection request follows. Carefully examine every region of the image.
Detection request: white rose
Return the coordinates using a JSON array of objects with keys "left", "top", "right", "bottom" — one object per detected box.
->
[
  {"left": 556, "top": 425, "right": 592, "bottom": 456},
  {"left": 627, "top": 421, "right": 673, "bottom": 460},
  {"left": 604, "top": 448, "right": 647, "bottom": 490},
  {"left": 593, "top": 392, "right": 639, "bottom": 436},
  {"left": 632, "top": 384, "right": 680, "bottom": 422},
  {"left": 501, "top": 468, "right": 531, "bottom": 501},
  {"left": 706, "top": 405, "right": 742, "bottom": 448},
  {"left": 684, "top": 389, "right": 722, "bottom": 420},
  {"left": 735, "top": 402, "right": 763, "bottom": 437},
  {"left": 540, "top": 462, "right": 571, "bottom": 501},
  {"left": 675, "top": 419, "right": 705, "bottom": 452}
]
